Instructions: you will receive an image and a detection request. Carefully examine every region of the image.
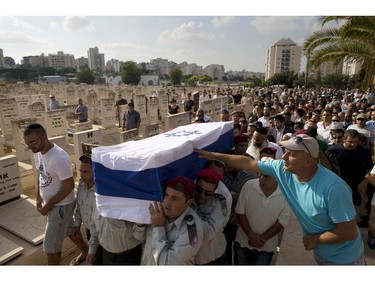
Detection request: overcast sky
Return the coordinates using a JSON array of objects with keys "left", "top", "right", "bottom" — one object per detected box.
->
[{"left": 0, "top": 1, "right": 364, "bottom": 73}]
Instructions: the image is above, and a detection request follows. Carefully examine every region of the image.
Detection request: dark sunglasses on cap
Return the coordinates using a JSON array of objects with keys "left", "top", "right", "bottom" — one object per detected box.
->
[{"left": 293, "top": 136, "right": 312, "bottom": 157}]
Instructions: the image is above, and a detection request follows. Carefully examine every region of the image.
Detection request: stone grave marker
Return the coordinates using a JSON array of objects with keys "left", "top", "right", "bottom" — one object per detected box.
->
[
  {"left": 14, "top": 95, "right": 32, "bottom": 119},
  {"left": 147, "top": 99, "right": 158, "bottom": 125},
  {"left": 0, "top": 196, "right": 45, "bottom": 245},
  {"left": 100, "top": 98, "right": 116, "bottom": 128},
  {"left": 0, "top": 234, "right": 23, "bottom": 265},
  {"left": 45, "top": 109, "right": 68, "bottom": 138},
  {"left": 30, "top": 102, "right": 47, "bottom": 128},
  {"left": 0, "top": 155, "right": 22, "bottom": 205},
  {"left": 121, "top": 128, "right": 139, "bottom": 142},
  {"left": 0, "top": 135, "right": 5, "bottom": 157},
  {"left": 74, "top": 121, "right": 93, "bottom": 132},
  {"left": 157, "top": 91, "right": 169, "bottom": 122},
  {"left": 144, "top": 124, "right": 159, "bottom": 138},
  {"left": 211, "top": 97, "right": 222, "bottom": 122},
  {"left": 164, "top": 112, "right": 190, "bottom": 132},
  {"left": 0, "top": 98, "right": 19, "bottom": 140}
]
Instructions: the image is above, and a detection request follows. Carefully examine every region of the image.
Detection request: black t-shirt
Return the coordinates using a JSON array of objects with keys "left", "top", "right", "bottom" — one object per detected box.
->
[
  {"left": 168, "top": 105, "right": 179, "bottom": 115},
  {"left": 184, "top": 99, "right": 195, "bottom": 113}
]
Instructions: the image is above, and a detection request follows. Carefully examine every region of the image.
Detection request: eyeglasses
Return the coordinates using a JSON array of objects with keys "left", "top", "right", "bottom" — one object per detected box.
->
[
  {"left": 357, "top": 118, "right": 365, "bottom": 121},
  {"left": 293, "top": 136, "right": 311, "bottom": 157},
  {"left": 22, "top": 138, "right": 41, "bottom": 147},
  {"left": 196, "top": 185, "right": 214, "bottom": 197}
]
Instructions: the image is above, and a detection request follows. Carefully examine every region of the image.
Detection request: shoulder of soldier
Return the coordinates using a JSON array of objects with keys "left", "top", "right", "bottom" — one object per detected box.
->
[
  {"left": 213, "top": 193, "right": 228, "bottom": 216},
  {"left": 184, "top": 214, "right": 200, "bottom": 247}
]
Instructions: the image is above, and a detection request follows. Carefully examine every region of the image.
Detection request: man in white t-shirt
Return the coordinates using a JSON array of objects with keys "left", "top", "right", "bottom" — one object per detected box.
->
[{"left": 23, "top": 123, "right": 88, "bottom": 265}]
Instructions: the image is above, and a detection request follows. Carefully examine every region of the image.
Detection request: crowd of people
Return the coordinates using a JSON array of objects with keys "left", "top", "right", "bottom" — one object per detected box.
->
[{"left": 23, "top": 84, "right": 375, "bottom": 265}]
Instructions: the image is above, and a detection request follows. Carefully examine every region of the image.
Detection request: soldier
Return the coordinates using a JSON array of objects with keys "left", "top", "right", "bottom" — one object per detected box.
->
[
  {"left": 133, "top": 176, "right": 203, "bottom": 265},
  {"left": 192, "top": 168, "right": 229, "bottom": 265}
]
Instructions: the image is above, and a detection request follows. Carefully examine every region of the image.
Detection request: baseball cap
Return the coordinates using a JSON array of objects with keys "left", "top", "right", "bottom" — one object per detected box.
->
[
  {"left": 49, "top": 94, "right": 55, "bottom": 98},
  {"left": 356, "top": 113, "right": 367, "bottom": 120},
  {"left": 166, "top": 176, "right": 196, "bottom": 196},
  {"left": 279, "top": 134, "right": 319, "bottom": 158}
]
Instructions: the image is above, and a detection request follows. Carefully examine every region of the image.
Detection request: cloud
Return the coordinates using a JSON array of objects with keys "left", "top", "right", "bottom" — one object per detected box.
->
[
  {"left": 62, "top": 16, "right": 95, "bottom": 32},
  {"left": 0, "top": 16, "right": 34, "bottom": 31},
  {"left": 158, "top": 21, "right": 214, "bottom": 43},
  {"left": 250, "top": 16, "right": 301, "bottom": 34},
  {"left": 212, "top": 16, "right": 235, "bottom": 27}
]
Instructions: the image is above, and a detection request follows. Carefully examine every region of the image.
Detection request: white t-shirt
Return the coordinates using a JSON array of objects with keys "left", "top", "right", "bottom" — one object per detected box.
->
[{"left": 34, "top": 144, "right": 75, "bottom": 206}]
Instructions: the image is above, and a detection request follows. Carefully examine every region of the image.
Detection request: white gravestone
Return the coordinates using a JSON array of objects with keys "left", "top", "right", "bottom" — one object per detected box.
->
[
  {"left": 121, "top": 128, "right": 139, "bottom": 142},
  {"left": 0, "top": 155, "right": 22, "bottom": 204},
  {"left": 147, "top": 99, "right": 159, "bottom": 125},
  {"left": 158, "top": 92, "right": 169, "bottom": 122},
  {"left": 30, "top": 102, "right": 47, "bottom": 128},
  {"left": 46, "top": 109, "right": 68, "bottom": 138},
  {"left": 66, "top": 87, "right": 77, "bottom": 105},
  {"left": 74, "top": 121, "right": 93, "bottom": 132},
  {"left": 0, "top": 234, "right": 24, "bottom": 265},
  {"left": 100, "top": 98, "right": 116, "bottom": 128},
  {"left": 211, "top": 98, "right": 222, "bottom": 122},
  {"left": 0, "top": 98, "right": 19, "bottom": 140},
  {"left": 14, "top": 95, "right": 32, "bottom": 119},
  {"left": 31, "top": 94, "right": 47, "bottom": 110},
  {"left": 164, "top": 112, "right": 190, "bottom": 132},
  {"left": 72, "top": 128, "right": 101, "bottom": 175},
  {"left": 133, "top": 94, "right": 148, "bottom": 126},
  {"left": 144, "top": 124, "right": 159, "bottom": 138}
]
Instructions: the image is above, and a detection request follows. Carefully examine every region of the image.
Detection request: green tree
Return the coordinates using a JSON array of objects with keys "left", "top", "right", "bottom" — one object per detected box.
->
[
  {"left": 169, "top": 67, "right": 183, "bottom": 86},
  {"left": 121, "top": 61, "right": 141, "bottom": 85},
  {"left": 304, "top": 16, "right": 375, "bottom": 89},
  {"left": 77, "top": 68, "right": 95, "bottom": 84},
  {"left": 265, "top": 71, "right": 299, "bottom": 88},
  {"left": 186, "top": 76, "right": 198, "bottom": 86}
]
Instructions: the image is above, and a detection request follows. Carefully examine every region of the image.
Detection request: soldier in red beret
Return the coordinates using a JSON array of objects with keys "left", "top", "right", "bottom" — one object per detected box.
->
[
  {"left": 191, "top": 168, "right": 229, "bottom": 265},
  {"left": 133, "top": 176, "right": 204, "bottom": 265}
]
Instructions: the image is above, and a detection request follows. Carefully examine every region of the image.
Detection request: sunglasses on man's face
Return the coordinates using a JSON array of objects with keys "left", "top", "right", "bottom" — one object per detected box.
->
[{"left": 196, "top": 185, "right": 214, "bottom": 197}]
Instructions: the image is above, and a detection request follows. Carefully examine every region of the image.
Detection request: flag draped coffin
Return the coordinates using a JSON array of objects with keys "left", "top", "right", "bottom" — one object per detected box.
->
[{"left": 92, "top": 122, "right": 234, "bottom": 224}]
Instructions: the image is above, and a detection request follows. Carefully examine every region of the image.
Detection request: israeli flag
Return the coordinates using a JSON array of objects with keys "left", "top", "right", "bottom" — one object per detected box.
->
[{"left": 92, "top": 122, "right": 234, "bottom": 224}]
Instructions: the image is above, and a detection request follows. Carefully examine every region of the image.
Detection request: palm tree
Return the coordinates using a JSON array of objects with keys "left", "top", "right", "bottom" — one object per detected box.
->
[{"left": 304, "top": 16, "right": 375, "bottom": 88}]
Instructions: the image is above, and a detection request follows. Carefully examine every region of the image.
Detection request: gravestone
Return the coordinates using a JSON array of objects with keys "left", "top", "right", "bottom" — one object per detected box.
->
[
  {"left": 11, "top": 118, "right": 37, "bottom": 162},
  {"left": 0, "top": 234, "right": 23, "bottom": 265},
  {"left": 0, "top": 155, "right": 22, "bottom": 205},
  {"left": 72, "top": 128, "right": 101, "bottom": 175},
  {"left": 0, "top": 98, "right": 19, "bottom": 140},
  {"left": 45, "top": 109, "right": 68, "bottom": 138},
  {"left": 0, "top": 196, "right": 45, "bottom": 245},
  {"left": 66, "top": 86, "right": 77, "bottom": 105},
  {"left": 100, "top": 98, "right": 116, "bottom": 128},
  {"left": 133, "top": 94, "right": 148, "bottom": 126},
  {"left": 0, "top": 136, "right": 5, "bottom": 157},
  {"left": 147, "top": 99, "right": 158, "bottom": 125},
  {"left": 157, "top": 91, "right": 169, "bottom": 122},
  {"left": 31, "top": 94, "right": 47, "bottom": 110},
  {"left": 144, "top": 124, "right": 159, "bottom": 138},
  {"left": 30, "top": 102, "right": 47, "bottom": 128},
  {"left": 14, "top": 95, "right": 32, "bottom": 119},
  {"left": 164, "top": 112, "right": 190, "bottom": 132},
  {"left": 121, "top": 128, "right": 139, "bottom": 142},
  {"left": 74, "top": 121, "right": 93, "bottom": 132},
  {"left": 211, "top": 97, "right": 222, "bottom": 122}
]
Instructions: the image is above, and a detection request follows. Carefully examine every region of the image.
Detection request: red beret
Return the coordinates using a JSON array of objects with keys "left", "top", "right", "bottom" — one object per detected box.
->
[
  {"left": 234, "top": 134, "right": 249, "bottom": 145},
  {"left": 166, "top": 176, "right": 196, "bottom": 196},
  {"left": 196, "top": 168, "right": 223, "bottom": 184}
]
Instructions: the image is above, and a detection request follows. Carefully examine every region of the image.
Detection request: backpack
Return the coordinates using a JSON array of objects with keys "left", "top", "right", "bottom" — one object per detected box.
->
[{"left": 318, "top": 150, "right": 341, "bottom": 176}]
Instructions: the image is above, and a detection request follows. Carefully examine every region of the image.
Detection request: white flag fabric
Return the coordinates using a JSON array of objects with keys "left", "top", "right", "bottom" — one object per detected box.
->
[{"left": 92, "top": 122, "right": 234, "bottom": 224}]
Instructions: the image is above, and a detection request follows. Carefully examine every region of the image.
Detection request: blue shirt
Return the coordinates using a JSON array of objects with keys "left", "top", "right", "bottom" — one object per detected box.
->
[
  {"left": 258, "top": 160, "right": 363, "bottom": 264},
  {"left": 49, "top": 99, "right": 60, "bottom": 110},
  {"left": 75, "top": 105, "right": 88, "bottom": 122}
]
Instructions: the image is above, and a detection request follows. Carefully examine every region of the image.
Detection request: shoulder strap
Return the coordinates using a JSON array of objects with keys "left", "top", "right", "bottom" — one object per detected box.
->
[
  {"left": 214, "top": 193, "right": 228, "bottom": 216},
  {"left": 184, "top": 214, "right": 199, "bottom": 247}
]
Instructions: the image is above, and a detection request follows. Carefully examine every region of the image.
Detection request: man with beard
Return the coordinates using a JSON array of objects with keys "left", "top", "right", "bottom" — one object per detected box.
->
[{"left": 246, "top": 127, "right": 283, "bottom": 160}]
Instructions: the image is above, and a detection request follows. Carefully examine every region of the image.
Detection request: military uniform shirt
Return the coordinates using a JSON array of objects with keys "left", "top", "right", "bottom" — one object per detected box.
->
[{"left": 73, "top": 180, "right": 96, "bottom": 229}]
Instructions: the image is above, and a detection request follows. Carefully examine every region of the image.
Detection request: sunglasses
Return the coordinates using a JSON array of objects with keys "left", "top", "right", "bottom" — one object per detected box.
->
[
  {"left": 293, "top": 136, "right": 312, "bottom": 157},
  {"left": 22, "top": 137, "right": 41, "bottom": 147},
  {"left": 196, "top": 185, "right": 214, "bottom": 197}
]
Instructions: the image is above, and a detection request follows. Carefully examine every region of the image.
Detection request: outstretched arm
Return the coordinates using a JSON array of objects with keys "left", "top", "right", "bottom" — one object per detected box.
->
[{"left": 194, "top": 148, "right": 260, "bottom": 173}]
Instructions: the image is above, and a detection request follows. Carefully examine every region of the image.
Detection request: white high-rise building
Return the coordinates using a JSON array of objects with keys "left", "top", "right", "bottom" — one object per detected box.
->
[
  {"left": 48, "top": 51, "right": 75, "bottom": 70},
  {"left": 87, "top": 46, "right": 105, "bottom": 71},
  {"left": 265, "top": 38, "right": 302, "bottom": 80},
  {"left": 0, "top": 48, "right": 5, "bottom": 68},
  {"left": 203, "top": 64, "right": 225, "bottom": 81}
]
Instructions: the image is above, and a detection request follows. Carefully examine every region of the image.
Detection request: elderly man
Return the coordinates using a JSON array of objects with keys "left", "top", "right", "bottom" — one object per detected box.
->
[
  {"left": 133, "top": 176, "right": 203, "bottom": 265},
  {"left": 194, "top": 134, "right": 364, "bottom": 265}
]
